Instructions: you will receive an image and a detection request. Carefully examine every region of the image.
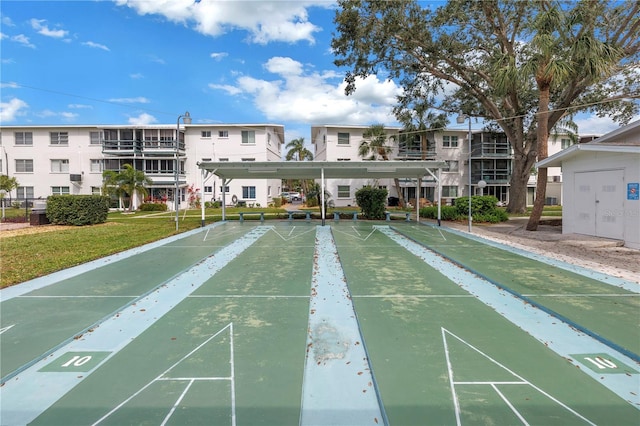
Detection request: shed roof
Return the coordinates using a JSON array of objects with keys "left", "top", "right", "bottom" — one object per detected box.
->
[{"left": 197, "top": 160, "right": 448, "bottom": 180}]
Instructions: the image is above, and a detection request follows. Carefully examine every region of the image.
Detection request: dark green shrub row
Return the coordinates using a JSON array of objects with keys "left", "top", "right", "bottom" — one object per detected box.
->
[
  {"left": 355, "top": 186, "right": 388, "bottom": 219},
  {"left": 139, "top": 202, "right": 168, "bottom": 211},
  {"left": 46, "top": 195, "right": 110, "bottom": 226},
  {"left": 420, "top": 206, "right": 461, "bottom": 221},
  {"left": 204, "top": 201, "right": 221, "bottom": 208},
  {"left": 420, "top": 195, "right": 508, "bottom": 223}
]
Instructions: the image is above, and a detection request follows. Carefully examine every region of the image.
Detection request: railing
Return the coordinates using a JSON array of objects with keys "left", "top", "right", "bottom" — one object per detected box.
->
[{"left": 102, "top": 140, "right": 185, "bottom": 153}]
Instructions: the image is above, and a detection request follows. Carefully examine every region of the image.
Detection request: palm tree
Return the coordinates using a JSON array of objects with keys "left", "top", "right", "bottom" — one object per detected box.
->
[
  {"left": 285, "top": 137, "right": 314, "bottom": 200},
  {"left": 358, "top": 124, "right": 406, "bottom": 207},
  {"left": 102, "top": 164, "right": 152, "bottom": 211}
]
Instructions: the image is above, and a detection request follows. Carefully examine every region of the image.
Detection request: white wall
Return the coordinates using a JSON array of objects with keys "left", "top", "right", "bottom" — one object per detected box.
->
[{"left": 561, "top": 151, "right": 640, "bottom": 249}]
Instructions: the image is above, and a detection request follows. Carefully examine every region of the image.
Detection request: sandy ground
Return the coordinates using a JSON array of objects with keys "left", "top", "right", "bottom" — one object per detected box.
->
[{"left": 2, "top": 218, "right": 638, "bottom": 285}]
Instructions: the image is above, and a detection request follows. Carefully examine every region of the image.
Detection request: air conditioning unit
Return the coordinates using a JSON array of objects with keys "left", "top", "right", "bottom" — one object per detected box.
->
[{"left": 70, "top": 173, "right": 83, "bottom": 182}]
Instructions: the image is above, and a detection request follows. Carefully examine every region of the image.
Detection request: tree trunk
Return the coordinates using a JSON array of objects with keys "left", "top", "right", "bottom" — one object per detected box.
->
[
  {"left": 394, "top": 177, "right": 406, "bottom": 207},
  {"left": 526, "top": 84, "right": 551, "bottom": 231},
  {"left": 507, "top": 150, "right": 534, "bottom": 214}
]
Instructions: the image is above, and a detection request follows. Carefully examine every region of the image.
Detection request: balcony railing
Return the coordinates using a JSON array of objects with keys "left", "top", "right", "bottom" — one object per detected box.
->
[{"left": 102, "top": 139, "right": 185, "bottom": 154}]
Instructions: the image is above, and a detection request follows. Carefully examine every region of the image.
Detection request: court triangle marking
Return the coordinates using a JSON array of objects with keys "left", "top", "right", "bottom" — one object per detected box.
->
[{"left": 441, "top": 327, "right": 595, "bottom": 426}]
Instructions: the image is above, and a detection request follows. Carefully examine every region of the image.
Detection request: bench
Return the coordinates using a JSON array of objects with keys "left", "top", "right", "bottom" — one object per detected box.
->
[
  {"left": 333, "top": 211, "right": 358, "bottom": 221},
  {"left": 287, "top": 210, "right": 311, "bottom": 221},
  {"left": 385, "top": 211, "right": 412, "bottom": 222},
  {"left": 238, "top": 211, "right": 265, "bottom": 222}
]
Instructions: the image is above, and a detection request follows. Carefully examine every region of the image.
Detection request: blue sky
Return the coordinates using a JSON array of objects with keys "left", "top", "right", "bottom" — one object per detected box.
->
[{"left": 0, "top": 0, "right": 635, "bottom": 143}]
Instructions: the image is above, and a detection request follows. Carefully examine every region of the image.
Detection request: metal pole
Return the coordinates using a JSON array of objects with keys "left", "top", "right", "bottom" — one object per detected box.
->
[
  {"left": 468, "top": 117, "right": 472, "bottom": 233},
  {"left": 175, "top": 116, "right": 181, "bottom": 231}
]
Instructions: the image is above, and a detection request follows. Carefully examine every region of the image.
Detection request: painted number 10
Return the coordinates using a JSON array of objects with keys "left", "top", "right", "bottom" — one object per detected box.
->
[
  {"left": 584, "top": 356, "right": 617, "bottom": 369},
  {"left": 61, "top": 355, "right": 92, "bottom": 367}
]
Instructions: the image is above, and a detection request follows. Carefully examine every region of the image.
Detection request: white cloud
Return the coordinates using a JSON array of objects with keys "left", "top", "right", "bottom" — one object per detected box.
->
[
  {"left": 82, "top": 41, "right": 110, "bottom": 51},
  {"left": 130, "top": 73, "right": 144, "bottom": 79},
  {"left": 128, "top": 112, "right": 158, "bottom": 125},
  {"left": 210, "top": 52, "right": 228, "bottom": 61},
  {"left": 60, "top": 112, "right": 79, "bottom": 121},
  {"left": 209, "top": 56, "right": 401, "bottom": 126},
  {"left": 115, "top": 0, "right": 325, "bottom": 44},
  {"left": 0, "top": 98, "right": 28, "bottom": 122},
  {"left": 208, "top": 84, "right": 243, "bottom": 96},
  {"left": 2, "top": 16, "right": 15, "bottom": 27},
  {"left": 0, "top": 82, "right": 20, "bottom": 89},
  {"left": 30, "top": 18, "right": 68, "bottom": 38},
  {"left": 68, "top": 104, "right": 93, "bottom": 109},
  {"left": 108, "top": 97, "right": 151, "bottom": 104},
  {"left": 574, "top": 113, "right": 640, "bottom": 136},
  {"left": 11, "top": 34, "right": 35, "bottom": 48}
]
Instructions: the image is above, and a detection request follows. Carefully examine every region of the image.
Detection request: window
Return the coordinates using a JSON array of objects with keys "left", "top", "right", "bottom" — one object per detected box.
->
[
  {"left": 90, "top": 132, "right": 101, "bottom": 145},
  {"left": 201, "top": 131, "right": 212, "bottom": 138},
  {"left": 160, "top": 129, "right": 173, "bottom": 141},
  {"left": 561, "top": 138, "right": 572, "bottom": 149},
  {"left": 201, "top": 158, "right": 212, "bottom": 162},
  {"left": 52, "top": 186, "right": 70, "bottom": 195},
  {"left": 50, "top": 132, "right": 69, "bottom": 145},
  {"left": 444, "top": 160, "right": 459, "bottom": 172},
  {"left": 442, "top": 186, "right": 458, "bottom": 197},
  {"left": 241, "top": 158, "right": 255, "bottom": 162},
  {"left": 204, "top": 186, "right": 213, "bottom": 193},
  {"left": 51, "top": 159, "right": 70, "bottom": 173},
  {"left": 219, "top": 158, "right": 229, "bottom": 162},
  {"left": 337, "top": 185, "right": 350, "bottom": 198},
  {"left": 90, "top": 159, "right": 103, "bottom": 172},
  {"left": 241, "top": 131, "right": 255, "bottom": 144},
  {"left": 0, "top": 159, "right": 2, "bottom": 173},
  {"left": 220, "top": 185, "right": 230, "bottom": 193},
  {"left": 442, "top": 135, "right": 458, "bottom": 148},
  {"left": 242, "top": 186, "right": 256, "bottom": 199},
  {"left": 15, "top": 159, "right": 34, "bottom": 173},
  {"left": 91, "top": 186, "right": 102, "bottom": 195},
  {"left": 337, "top": 132, "right": 350, "bottom": 145},
  {"left": 16, "top": 186, "right": 34, "bottom": 199},
  {"left": 218, "top": 130, "right": 229, "bottom": 138},
  {"left": 15, "top": 132, "right": 33, "bottom": 145}
]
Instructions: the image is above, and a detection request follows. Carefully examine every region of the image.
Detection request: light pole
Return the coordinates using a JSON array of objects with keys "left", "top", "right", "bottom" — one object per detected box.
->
[
  {"left": 176, "top": 111, "right": 192, "bottom": 231},
  {"left": 0, "top": 189, "right": 6, "bottom": 221},
  {"left": 457, "top": 113, "right": 473, "bottom": 232}
]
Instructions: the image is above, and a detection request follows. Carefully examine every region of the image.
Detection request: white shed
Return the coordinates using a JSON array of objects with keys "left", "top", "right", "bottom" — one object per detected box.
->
[{"left": 537, "top": 120, "right": 640, "bottom": 249}]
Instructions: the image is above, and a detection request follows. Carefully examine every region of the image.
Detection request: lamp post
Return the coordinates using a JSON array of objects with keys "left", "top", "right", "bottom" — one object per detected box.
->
[
  {"left": 176, "top": 111, "right": 192, "bottom": 231},
  {"left": 0, "top": 189, "right": 6, "bottom": 221},
  {"left": 457, "top": 113, "right": 473, "bottom": 232}
]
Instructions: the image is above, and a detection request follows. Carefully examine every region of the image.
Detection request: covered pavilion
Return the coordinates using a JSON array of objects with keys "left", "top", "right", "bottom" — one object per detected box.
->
[{"left": 197, "top": 160, "right": 448, "bottom": 224}]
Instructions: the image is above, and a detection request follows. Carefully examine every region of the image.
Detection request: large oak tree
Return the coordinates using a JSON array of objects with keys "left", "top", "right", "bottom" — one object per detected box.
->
[{"left": 332, "top": 0, "right": 639, "bottom": 228}]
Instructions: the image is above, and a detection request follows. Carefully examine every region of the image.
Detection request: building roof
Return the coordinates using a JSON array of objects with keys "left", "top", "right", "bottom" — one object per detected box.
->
[
  {"left": 537, "top": 120, "right": 640, "bottom": 168},
  {"left": 198, "top": 160, "right": 448, "bottom": 180}
]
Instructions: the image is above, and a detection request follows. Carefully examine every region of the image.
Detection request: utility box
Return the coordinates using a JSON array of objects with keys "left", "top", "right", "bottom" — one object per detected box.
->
[{"left": 30, "top": 201, "right": 50, "bottom": 226}]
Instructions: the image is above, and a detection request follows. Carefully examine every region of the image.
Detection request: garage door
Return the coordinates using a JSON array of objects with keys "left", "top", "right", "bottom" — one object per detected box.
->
[{"left": 574, "top": 170, "right": 624, "bottom": 240}]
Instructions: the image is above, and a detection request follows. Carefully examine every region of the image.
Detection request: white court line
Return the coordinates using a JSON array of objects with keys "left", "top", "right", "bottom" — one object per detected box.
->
[
  {"left": 18, "top": 295, "right": 138, "bottom": 298},
  {"left": 188, "top": 294, "right": 308, "bottom": 298},
  {"left": 353, "top": 294, "right": 473, "bottom": 298},
  {"left": 288, "top": 226, "right": 295, "bottom": 236},
  {"left": 442, "top": 328, "right": 461, "bottom": 426},
  {"left": 523, "top": 293, "right": 638, "bottom": 297},
  {"left": 442, "top": 328, "right": 596, "bottom": 426},
  {"left": 161, "top": 379, "right": 194, "bottom": 426},
  {"left": 410, "top": 225, "right": 446, "bottom": 241},
  {"left": 332, "top": 226, "right": 378, "bottom": 241},
  {"left": 351, "top": 226, "right": 361, "bottom": 237},
  {"left": 93, "top": 323, "right": 234, "bottom": 426},
  {"left": 269, "top": 226, "right": 316, "bottom": 241},
  {"left": 491, "top": 383, "right": 530, "bottom": 426}
]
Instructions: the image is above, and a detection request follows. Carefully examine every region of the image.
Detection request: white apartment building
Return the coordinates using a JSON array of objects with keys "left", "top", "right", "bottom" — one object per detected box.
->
[
  {"left": 311, "top": 124, "right": 514, "bottom": 207},
  {"left": 0, "top": 124, "right": 284, "bottom": 209},
  {"left": 0, "top": 121, "right": 579, "bottom": 211}
]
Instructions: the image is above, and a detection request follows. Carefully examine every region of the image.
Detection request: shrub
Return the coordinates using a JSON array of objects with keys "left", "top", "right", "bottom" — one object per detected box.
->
[
  {"left": 139, "top": 202, "right": 168, "bottom": 212},
  {"left": 355, "top": 186, "right": 388, "bottom": 219},
  {"left": 453, "top": 195, "right": 508, "bottom": 223},
  {"left": 420, "top": 206, "right": 461, "bottom": 221},
  {"left": 46, "top": 195, "right": 110, "bottom": 226},
  {"left": 272, "top": 197, "right": 282, "bottom": 208}
]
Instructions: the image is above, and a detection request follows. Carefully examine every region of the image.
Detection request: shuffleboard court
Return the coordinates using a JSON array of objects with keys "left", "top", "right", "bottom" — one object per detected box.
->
[{"left": 1, "top": 221, "right": 638, "bottom": 425}]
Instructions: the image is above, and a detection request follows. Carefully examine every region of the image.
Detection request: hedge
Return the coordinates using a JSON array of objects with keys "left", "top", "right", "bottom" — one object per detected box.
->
[
  {"left": 355, "top": 186, "right": 388, "bottom": 219},
  {"left": 46, "top": 195, "right": 110, "bottom": 226}
]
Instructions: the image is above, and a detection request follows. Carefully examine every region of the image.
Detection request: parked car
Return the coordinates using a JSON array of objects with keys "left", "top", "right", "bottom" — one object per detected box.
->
[
  {"left": 289, "top": 192, "right": 302, "bottom": 201},
  {"left": 280, "top": 192, "right": 291, "bottom": 202}
]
